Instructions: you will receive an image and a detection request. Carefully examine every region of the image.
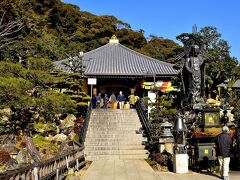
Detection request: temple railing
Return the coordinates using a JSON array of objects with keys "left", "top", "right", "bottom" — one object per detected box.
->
[
  {"left": 0, "top": 146, "right": 85, "bottom": 180},
  {"left": 135, "top": 99, "right": 152, "bottom": 141},
  {"left": 79, "top": 102, "right": 92, "bottom": 144}
]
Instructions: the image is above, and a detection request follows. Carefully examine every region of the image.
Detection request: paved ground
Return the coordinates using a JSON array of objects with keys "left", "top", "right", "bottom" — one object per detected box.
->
[
  {"left": 82, "top": 160, "right": 158, "bottom": 180},
  {"left": 82, "top": 160, "right": 240, "bottom": 180},
  {"left": 156, "top": 171, "right": 240, "bottom": 180}
]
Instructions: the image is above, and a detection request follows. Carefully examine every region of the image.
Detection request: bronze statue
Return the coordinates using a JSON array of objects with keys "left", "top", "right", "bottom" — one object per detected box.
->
[{"left": 181, "top": 33, "right": 205, "bottom": 107}]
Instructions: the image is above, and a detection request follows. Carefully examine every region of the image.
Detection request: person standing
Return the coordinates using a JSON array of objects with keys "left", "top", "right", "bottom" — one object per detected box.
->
[
  {"left": 96, "top": 93, "right": 101, "bottom": 108},
  {"left": 109, "top": 92, "right": 117, "bottom": 109},
  {"left": 91, "top": 95, "right": 97, "bottom": 108},
  {"left": 128, "top": 93, "right": 135, "bottom": 108},
  {"left": 117, "top": 91, "right": 125, "bottom": 109},
  {"left": 216, "top": 126, "right": 233, "bottom": 180},
  {"left": 103, "top": 94, "right": 109, "bottom": 109}
]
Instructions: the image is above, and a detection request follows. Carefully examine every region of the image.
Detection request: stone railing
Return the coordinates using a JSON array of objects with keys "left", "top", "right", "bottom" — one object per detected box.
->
[
  {"left": 79, "top": 102, "right": 92, "bottom": 144},
  {"left": 135, "top": 99, "right": 152, "bottom": 141},
  {"left": 0, "top": 146, "right": 85, "bottom": 180}
]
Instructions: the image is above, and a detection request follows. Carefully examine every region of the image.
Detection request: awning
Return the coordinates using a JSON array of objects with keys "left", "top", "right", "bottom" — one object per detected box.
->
[{"left": 143, "top": 80, "right": 177, "bottom": 93}]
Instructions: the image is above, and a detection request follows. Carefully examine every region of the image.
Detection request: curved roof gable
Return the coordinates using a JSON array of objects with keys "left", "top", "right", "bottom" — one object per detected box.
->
[{"left": 54, "top": 42, "right": 178, "bottom": 77}]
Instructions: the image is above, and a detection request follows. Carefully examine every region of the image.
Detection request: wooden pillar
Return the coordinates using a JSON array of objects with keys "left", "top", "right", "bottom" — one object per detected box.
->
[
  {"left": 93, "top": 88, "right": 97, "bottom": 96},
  {"left": 82, "top": 78, "right": 88, "bottom": 94}
]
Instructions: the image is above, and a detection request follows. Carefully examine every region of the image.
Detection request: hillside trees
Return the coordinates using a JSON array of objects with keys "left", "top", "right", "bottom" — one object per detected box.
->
[
  {"left": 141, "top": 35, "right": 180, "bottom": 63},
  {"left": 0, "top": 11, "right": 23, "bottom": 49},
  {"left": 0, "top": 0, "right": 179, "bottom": 64}
]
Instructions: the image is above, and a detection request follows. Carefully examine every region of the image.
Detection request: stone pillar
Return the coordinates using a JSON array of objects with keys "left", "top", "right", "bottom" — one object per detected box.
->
[{"left": 173, "top": 154, "right": 188, "bottom": 173}]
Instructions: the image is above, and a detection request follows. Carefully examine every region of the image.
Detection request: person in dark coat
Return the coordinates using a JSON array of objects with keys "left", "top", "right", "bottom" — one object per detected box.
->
[
  {"left": 216, "top": 126, "right": 232, "bottom": 180},
  {"left": 103, "top": 94, "right": 109, "bottom": 109},
  {"left": 91, "top": 95, "right": 97, "bottom": 108},
  {"left": 96, "top": 93, "right": 101, "bottom": 108}
]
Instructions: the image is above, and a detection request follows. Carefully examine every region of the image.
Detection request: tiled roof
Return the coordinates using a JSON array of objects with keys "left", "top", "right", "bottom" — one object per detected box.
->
[{"left": 54, "top": 42, "right": 178, "bottom": 77}]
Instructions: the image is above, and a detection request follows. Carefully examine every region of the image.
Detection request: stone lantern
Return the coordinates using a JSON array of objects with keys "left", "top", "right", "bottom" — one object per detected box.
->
[
  {"left": 159, "top": 118, "right": 174, "bottom": 154},
  {"left": 161, "top": 118, "right": 173, "bottom": 138}
]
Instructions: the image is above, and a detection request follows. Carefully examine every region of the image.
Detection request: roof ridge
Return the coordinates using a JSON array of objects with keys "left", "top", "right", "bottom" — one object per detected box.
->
[
  {"left": 84, "top": 43, "right": 112, "bottom": 56},
  {"left": 118, "top": 43, "right": 174, "bottom": 66}
]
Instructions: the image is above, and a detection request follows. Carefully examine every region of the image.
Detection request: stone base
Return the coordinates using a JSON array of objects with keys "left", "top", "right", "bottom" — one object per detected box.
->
[{"left": 173, "top": 154, "right": 188, "bottom": 173}]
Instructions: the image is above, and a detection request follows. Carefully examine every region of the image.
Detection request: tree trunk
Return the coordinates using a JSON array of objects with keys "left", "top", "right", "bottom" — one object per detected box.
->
[{"left": 23, "top": 134, "right": 42, "bottom": 163}]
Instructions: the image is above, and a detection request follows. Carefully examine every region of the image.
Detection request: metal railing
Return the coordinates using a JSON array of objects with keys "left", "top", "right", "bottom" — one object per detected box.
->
[
  {"left": 135, "top": 100, "right": 152, "bottom": 141},
  {"left": 0, "top": 146, "right": 85, "bottom": 180},
  {"left": 79, "top": 102, "right": 92, "bottom": 144}
]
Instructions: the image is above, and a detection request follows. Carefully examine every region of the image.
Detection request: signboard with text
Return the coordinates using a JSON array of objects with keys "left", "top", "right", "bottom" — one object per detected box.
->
[{"left": 87, "top": 78, "right": 97, "bottom": 85}]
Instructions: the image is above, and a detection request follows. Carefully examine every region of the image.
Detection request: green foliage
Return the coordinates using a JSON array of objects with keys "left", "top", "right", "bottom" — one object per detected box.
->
[
  {"left": 36, "top": 91, "right": 76, "bottom": 114},
  {"left": 82, "top": 96, "right": 91, "bottom": 102},
  {"left": 0, "top": 61, "right": 75, "bottom": 135},
  {"left": 25, "top": 69, "right": 56, "bottom": 87},
  {"left": 76, "top": 102, "right": 88, "bottom": 107},
  {"left": 27, "top": 57, "right": 54, "bottom": 71},
  {"left": 73, "top": 134, "right": 79, "bottom": 142},
  {"left": 70, "top": 95, "right": 82, "bottom": 102},
  {"left": 149, "top": 94, "right": 176, "bottom": 142},
  {"left": 0, "top": 62, "right": 25, "bottom": 78},
  {"left": 0, "top": 76, "right": 34, "bottom": 108},
  {"left": 149, "top": 95, "right": 176, "bottom": 123},
  {"left": 33, "top": 121, "right": 57, "bottom": 133},
  {"left": 141, "top": 35, "right": 179, "bottom": 63},
  {"left": 63, "top": 89, "right": 75, "bottom": 95},
  {"left": 32, "top": 134, "right": 59, "bottom": 155}
]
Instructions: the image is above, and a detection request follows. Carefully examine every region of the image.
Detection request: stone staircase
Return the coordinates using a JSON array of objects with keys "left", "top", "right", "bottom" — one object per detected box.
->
[{"left": 84, "top": 109, "right": 149, "bottom": 161}]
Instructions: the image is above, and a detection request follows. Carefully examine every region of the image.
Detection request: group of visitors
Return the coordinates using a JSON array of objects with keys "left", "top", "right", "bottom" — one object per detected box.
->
[{"left": 91, "top": 91, "right": 139, "bottom": 109}]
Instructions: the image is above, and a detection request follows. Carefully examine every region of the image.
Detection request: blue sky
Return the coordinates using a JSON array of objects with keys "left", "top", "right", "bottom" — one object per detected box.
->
[{"left": 62, "top": 0, "right": 240, "bottom": 60}]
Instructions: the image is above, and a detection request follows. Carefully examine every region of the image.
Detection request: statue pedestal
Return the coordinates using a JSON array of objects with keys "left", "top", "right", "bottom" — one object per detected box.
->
[{"left": 173, "top": 154, "right": 188, "bottom": 173}]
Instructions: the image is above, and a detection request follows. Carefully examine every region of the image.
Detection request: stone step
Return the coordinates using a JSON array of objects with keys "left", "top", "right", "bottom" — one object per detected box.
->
[
  {"left": 91, "top": 114, "right": 139, "bottom": 117},
  {"left": 86, "top": 134, "right": 143, "bottom": 138},
  {"left": 86, "top": 132, "right": 143, "bottom": 136},
  {"left": 88, "top": 121, "right": 141, "bottom": 124},
  {"left": 85, "top": 136, "right": 147, "bottom": 141},
  {"left": 84, "top": 141, "right": 147, "bottom": 146},
  {"left": 85, "top": 109, "right": 147, "bottom": 160},
  {"left": 91, "top": 109, "right": 137, "bottom": 112},
  {"left": 89, "top": 119, "right": 140, "bottom": 122},
  {"left": 85, "top": 140, "right": 146, "bottom": 145},
  {"left": 84, "top": 145, "right": 146, "bottom": 151},
  {"left": 87, "top": 126, "right": 142, "bottom": 130},
  {"left": 90, "top": 117, "right": 140, "bottom": 123},
  {"left": 91, "top": 113, "right": 138, "bottom": 116},
  {"left": 86, "top": 129, "right": 144, "bottom": 134},
  {"left": 85, "top": 154, "right": 148, "bottom": 161},
  {"left": 91, "top": 114, "right": 138, "bottom": 116},
  {"left": 91, "top": 115, "right": 139, "bottom": 118},
  {"left": 85, "top": 149, "right": 149, "bottom": 156},
  {"left": 87, "top": 127, "right": 141, "bottom": 131}
]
